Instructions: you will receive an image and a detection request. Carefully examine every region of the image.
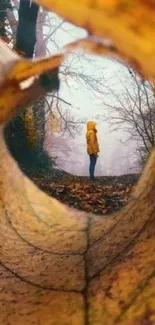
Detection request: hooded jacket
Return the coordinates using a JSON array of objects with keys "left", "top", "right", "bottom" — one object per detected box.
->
[{"left": 86, "top": 121, "right": 100, "bottom": 155}]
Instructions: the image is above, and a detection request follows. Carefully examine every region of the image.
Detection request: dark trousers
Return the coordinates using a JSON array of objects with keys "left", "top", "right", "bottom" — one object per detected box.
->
[{"left": 89, "top": 154, "right": 97, "bottom": 180}]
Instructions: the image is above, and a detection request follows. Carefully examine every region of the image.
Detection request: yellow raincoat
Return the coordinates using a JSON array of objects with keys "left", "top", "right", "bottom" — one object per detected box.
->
[{"left": 86, "top": 121, "right": 100, "bottom": 155}]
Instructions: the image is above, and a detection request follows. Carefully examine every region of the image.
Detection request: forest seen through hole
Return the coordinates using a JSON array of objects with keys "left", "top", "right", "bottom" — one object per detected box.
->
[{"left": 3, "top": 0, "right": 154, "bottom": 215}]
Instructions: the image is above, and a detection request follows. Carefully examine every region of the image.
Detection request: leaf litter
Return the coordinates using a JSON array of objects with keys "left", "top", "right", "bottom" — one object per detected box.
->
[{"left": 34, "top": 174, "right": 139, "bottom": 215}]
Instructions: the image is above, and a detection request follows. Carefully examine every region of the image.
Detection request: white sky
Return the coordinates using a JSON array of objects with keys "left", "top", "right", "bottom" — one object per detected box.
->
[{"left": 45, "top": 14, "right": 140, "bottom": 176}]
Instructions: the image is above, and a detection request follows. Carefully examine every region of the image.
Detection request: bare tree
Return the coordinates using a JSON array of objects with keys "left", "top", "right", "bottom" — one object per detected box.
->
[{"left": 103, "top": 70, "right": 155, "bottom": 167}]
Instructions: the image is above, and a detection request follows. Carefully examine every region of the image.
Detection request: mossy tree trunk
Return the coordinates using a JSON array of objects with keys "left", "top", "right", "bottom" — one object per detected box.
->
[{"left": 3, "top": 0, "right": 54, "bottom": 178}]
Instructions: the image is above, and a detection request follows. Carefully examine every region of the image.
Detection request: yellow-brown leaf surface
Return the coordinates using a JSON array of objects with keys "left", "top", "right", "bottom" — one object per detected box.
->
[{"left": 1, "top": 0, "right": 155, "bottom": 324}]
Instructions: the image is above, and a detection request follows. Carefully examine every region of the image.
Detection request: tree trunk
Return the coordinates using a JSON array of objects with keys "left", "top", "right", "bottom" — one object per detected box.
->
[
  {"left": 15, "top": 0, "right": 39, "bottom": 57},
  {"left": 4, "top": 0, "right": 55, "bottom": 177}
]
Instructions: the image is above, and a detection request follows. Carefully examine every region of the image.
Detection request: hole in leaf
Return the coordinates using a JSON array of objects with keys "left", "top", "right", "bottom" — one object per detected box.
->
[{"left": 4, "top": 10, "right": 153, "bottom": 216}]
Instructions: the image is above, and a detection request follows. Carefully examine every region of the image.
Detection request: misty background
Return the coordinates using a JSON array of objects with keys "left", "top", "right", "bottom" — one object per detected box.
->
[{"left": 44, "top": 18, "right": 140, "bottom": 176}]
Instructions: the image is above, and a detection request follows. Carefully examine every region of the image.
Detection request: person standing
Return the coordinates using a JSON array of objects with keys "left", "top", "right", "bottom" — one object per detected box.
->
[{"left": 86, "top": 121, "right": 100, "bottom": 180}]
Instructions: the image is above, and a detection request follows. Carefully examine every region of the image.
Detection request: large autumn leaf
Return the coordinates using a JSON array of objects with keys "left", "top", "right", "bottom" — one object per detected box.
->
[{"left": 1, "top": 1, "right": 155, "bottom": 325}]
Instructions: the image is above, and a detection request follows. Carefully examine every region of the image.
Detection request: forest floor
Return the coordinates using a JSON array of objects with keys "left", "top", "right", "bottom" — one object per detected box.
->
[{"left": 34, "top": 172, "right": 140, "bottom": 215}]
